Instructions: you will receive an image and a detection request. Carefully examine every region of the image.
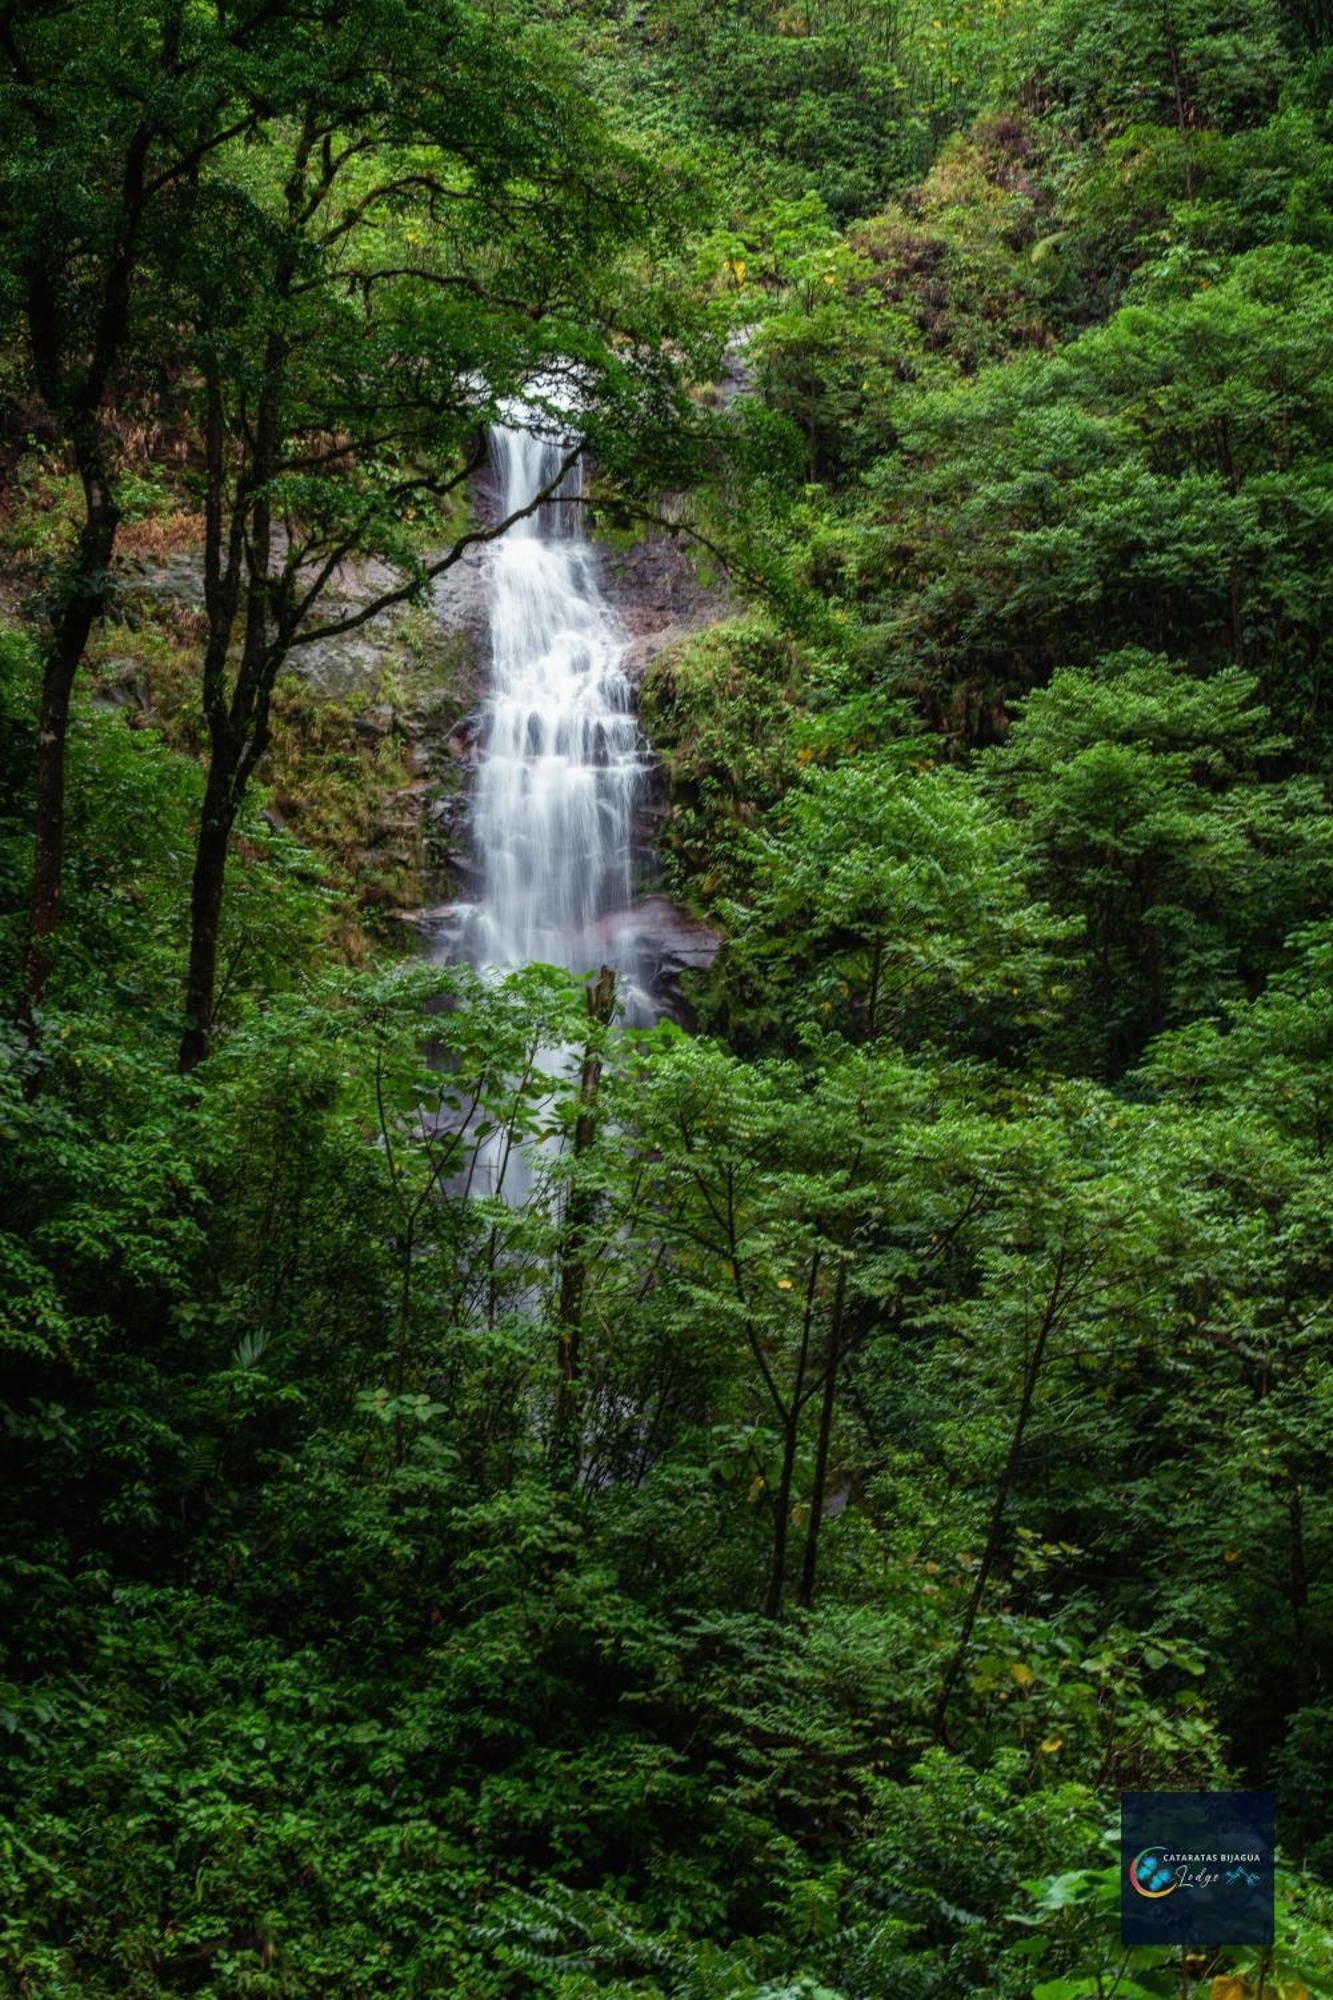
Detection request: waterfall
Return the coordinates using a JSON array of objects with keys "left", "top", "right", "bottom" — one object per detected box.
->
[
  {"left": 464, "top": 419, "right": 649, "bottom": 1005},
  {"left": 431, "top": 416, "right": 715, "bottom": 1205}
]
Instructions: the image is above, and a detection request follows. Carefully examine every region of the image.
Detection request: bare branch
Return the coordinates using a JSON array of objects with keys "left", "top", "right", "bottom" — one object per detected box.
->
[{"left": 287, "top": 443, "right": 580, "bottom": 648}]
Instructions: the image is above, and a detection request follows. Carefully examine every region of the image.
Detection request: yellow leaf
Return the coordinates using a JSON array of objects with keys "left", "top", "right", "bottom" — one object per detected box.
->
[
  {"left": 776, "top": 1277, "right": 794, "bottom": 1291},
  {"left": 923, "top": 1560, "right": 941, "bottom": 1575},
  {"left": 1039, "top": 1736, "right": 1063, "bottom": 1754},
  {"left": 1010, "top": 1663, "right": 1035, "bottom": 1689},
  {"left": 1223, "top": 1548, "right": 1243, "bottom": 1563},
  {"left": 748, "top": 1474, "right": 766, "bottom": 1503}
]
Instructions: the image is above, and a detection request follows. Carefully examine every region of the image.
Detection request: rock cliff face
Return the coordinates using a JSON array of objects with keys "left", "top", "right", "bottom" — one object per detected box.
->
[
  {"left": 117, "top": 461, "right": 728, "bottom": 1002},
  {"left": 417, "top": 460, "right": 729, "bottom": 1020},
  {"left": 603, "top": 533, "right": 733, "bottom": 689},
  {"left": 110, "top": 543, "right": 482, "bottom": 916}
]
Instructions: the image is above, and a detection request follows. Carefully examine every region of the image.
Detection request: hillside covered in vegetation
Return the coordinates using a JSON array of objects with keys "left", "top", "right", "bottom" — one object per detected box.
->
[{"left": 2, "top": 1, "right": 1333, "bottom": 1994}]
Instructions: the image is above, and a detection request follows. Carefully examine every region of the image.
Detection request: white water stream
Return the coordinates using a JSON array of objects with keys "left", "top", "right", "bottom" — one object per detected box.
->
[{"left": 464, "top": 423, "right": 650, "bottom": 1009}]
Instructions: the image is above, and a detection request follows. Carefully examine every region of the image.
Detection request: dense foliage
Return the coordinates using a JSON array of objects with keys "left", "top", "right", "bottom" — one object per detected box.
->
[{"left": 2, "top": 0, "right": 1332, "bottom": 1996}]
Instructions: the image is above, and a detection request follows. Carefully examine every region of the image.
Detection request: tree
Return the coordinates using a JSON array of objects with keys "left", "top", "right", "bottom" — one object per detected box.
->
[
  {"left": 168, "top": 18, "right": 701, "bottom": 1071},
  {"left": 0, "top": 0, "right": 307, "bottom": 1018},
  {"left": 864, "top": 245, "right": 1333, "bottom": 740},
  {"left": 985, "top": 651, "right": 1333, "bottom": 1069},
  {"left": 614, "top": 1033, "right": 988, "bottom": 1616},
  {"left": 714, "top": 748, "right": 1069, "bottom": 1052},
  {"left": 1031, "top": 0, "right": 1289, "bottom": 145}
]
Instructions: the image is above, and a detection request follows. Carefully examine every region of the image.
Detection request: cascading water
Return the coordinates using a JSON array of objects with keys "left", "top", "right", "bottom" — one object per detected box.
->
[
  {"left": 464, "top": 422, "right": 650, "bottom": 1007},
  {"left": 433, "top": 417, "right": 717, "bottom": 1206},
  {"left": 445, "top": 421, "right": 653, "bottom": 1204}
]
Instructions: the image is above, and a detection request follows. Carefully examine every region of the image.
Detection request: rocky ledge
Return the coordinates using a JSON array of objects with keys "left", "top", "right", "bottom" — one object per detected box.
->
[{"left": 408, "top": 894, "right": 721, "bottom": 1028}]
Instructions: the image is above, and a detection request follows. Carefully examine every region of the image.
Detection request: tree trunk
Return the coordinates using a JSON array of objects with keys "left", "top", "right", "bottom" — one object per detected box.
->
[
  {"left": 864, "top": 936, "right": 883, "bottom": 1042},
  {"left": 178, "top": 762, "right": 236, "bottom": 1073},
  {"left": 26, "top": 654, "right": 78, "bottom": 1018},
  {"left": 764, "top": 1249, "right": 822, "bottom": 1618},
  {"left": 21, "top": 103, "right": 148, "bottom": 1024},
  {"left": 1163, "top": 0, "right": 1195, "bottom": 197},
  {"left": 765, "top": 1414, "right": 801, "bottom": 1618},
  {"left": 797, "top": 1263, "right": 847, "bottom": 1609},
  {"left": 178, "top": 336, "right": 284, "bottom": 1074},
  {"left": 24, "top": 456, "right": 121, "bottom": 1021},
  {"left": 553, "top": 966, "right": 616, "bottom": 1474},
  {"left": 1288, "top": 1471, "right": 1312, "bottom": 1705},
  {"left": 932, "top": 1249, "right": 1067, "bottom": 1741}
]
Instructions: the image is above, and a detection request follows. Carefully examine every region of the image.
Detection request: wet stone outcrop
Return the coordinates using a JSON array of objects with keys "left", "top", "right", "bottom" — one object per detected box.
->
[
  {"left": 117, "top": 476, "right": 730, "bottom": 936},
  {"left": 602, "top": 897, "right": 723, "bottom": 1026},
  {"left": 601, "top": 530, "right": 732, "bottom": 689},
  {"left": 116, "top": 544, "right": 487, "bottom": 905},
  {"left": 410, "top": 892, "right": 721, "bottom": 1028}
]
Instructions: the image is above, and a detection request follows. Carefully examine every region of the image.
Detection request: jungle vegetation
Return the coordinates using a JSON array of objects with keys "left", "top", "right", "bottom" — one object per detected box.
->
[{"left": 1, "top": 0, "right": 1332, "bottom": 1995}]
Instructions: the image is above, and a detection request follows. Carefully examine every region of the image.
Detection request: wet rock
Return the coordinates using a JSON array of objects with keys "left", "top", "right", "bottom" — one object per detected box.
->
[
  {"left": 431, "top": 543, "right": 491, "bottom": 663},
  {"left": 599, "top": 533, "right": 733, "bottom": 689},
  {"left": 117, "top": 542, "right": 482, "bottom": 706},
  {"left": 406, "top": 900, "right": 477, "bottom": 959},
  {"left": 354, "top": 703, "right": 401, "bottom": 743},
  {"left": 91, "top": 656, "right": 153, "bottom": 713},
  {"left": 428, "top": 792, "right": 470, "bottom": 836},
  {"left": 373, "top": 781, "right": 432, "bottom": 843},
  {"left": 424, "top": 791, "right": 472, "bottom": 879},
  {"left": 296, "top": 629, "right": 393, "bottom": 699},
  {"left": 121, "top": 549, "right": 204, "bottom": 609},
  {"left": 599, "top": 896, "right": 722, "bottom": 1024},
  {"left": 620, "top": 619, "right": 710, "bottom": 687},
  {"left": 439, "top": 709, "right": 483, "bottom": 762}
]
